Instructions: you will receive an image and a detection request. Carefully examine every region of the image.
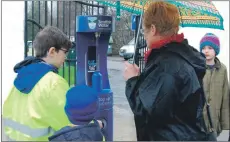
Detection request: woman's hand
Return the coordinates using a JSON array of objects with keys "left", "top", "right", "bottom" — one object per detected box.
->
[{"left": 123, "top": 61, "right": 140, "bottom": 81}]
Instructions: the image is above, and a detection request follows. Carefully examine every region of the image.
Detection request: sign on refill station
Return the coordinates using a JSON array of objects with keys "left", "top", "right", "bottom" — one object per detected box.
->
[{"left": 75, "top": 15, "right": 114, "bottom": 141}]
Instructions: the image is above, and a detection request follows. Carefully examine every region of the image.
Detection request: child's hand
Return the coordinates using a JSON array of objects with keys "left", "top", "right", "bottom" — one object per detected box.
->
[{"left": 97, "top": 120, "right": 103, "bottom": 129}]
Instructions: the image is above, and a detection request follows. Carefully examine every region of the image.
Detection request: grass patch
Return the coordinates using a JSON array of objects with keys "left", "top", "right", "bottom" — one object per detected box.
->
[{"left": 58, "top": 63, "right": 76, "bottom": 87}]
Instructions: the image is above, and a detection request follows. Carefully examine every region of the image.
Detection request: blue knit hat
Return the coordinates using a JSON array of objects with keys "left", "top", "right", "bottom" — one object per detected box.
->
[
  {"left": 200, "top": 33, "right": 220, "bottom": 56},
  {"left": 65, "top": 85, "right": 99, "bottom": 125}
]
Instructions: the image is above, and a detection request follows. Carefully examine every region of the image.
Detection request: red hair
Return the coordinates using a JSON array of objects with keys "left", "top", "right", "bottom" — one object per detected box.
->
[{"left": 143, "top": 1, "right": 180, "bottom": 35}]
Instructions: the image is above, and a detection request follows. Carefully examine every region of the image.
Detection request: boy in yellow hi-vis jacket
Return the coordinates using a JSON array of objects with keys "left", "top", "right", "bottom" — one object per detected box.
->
[{"left": 3, "top": 26, "right": 72, "bottom": 141}]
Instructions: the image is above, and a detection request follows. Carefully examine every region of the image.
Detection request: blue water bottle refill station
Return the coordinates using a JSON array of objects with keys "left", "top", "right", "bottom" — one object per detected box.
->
[{"left": 75, "top": 15, "right": 114, "bottom": 141}]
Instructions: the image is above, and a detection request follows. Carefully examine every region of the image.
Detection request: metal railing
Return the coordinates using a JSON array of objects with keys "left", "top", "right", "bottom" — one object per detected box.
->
[{"left": 24, "top": 1, "right": 106, "bottom": 86}]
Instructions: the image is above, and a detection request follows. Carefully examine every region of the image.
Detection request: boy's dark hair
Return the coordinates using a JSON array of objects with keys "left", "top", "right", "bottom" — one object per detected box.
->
[{"left": 33, "top": 26, "right": 72, "bottom": 58}]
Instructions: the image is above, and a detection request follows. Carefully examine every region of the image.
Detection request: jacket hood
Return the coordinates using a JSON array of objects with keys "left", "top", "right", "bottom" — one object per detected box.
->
[
  {"left": 166, "top": 40, "right": 206, "bottom": 79},
  {"left": 48, "top": 120, "right": 103, "bottom": 141},
  {"left": 148, "top": 40, "right": 206, "bottom": 79},
  {"left": 14, "top": 56, "right": 58, "bottom": 94}
]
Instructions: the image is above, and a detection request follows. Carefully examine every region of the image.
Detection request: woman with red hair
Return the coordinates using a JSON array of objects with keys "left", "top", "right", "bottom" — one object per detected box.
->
[{"left": 124, "top": 1, "right": 215, "bottom": 141}]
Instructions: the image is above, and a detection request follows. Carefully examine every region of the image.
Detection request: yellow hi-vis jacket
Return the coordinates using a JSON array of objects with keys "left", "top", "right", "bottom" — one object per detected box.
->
[{"left": 3, "top": 71, "right": 71, "bottom": 141}]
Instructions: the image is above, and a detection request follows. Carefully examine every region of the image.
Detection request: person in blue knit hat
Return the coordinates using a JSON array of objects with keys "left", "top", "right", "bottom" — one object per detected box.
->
[
  {"left": 65, "top": 85, "right": 99, "bottom": 125},
  {"left": 200, "top": 33, "right": 220, "bottom": 56},
  {"left": 49, "top": 85, "right": 105, "bottom": 141},
  {"left": 200, "top": 33, "right": 229, "bottom": 138}
]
